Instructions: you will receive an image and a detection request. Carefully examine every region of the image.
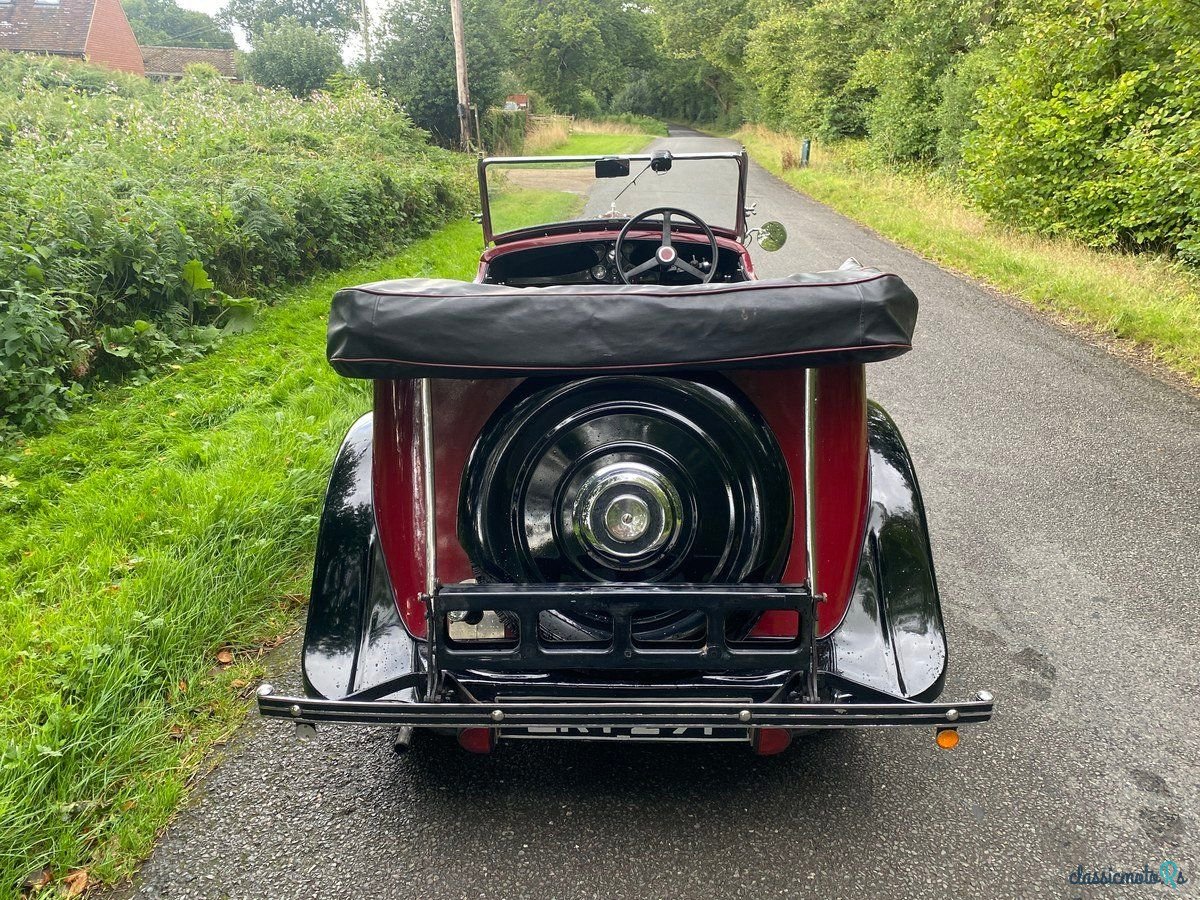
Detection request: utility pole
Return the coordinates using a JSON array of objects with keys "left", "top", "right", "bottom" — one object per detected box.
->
[
  {"left": 449, "top": 0, "right": 473, "bottom": 151},
  {"left": 359, "top": 0, "right": 373, "bottom": 65},
  {"left": 360, "top": 0, "right": 373, "bottom": 65}
]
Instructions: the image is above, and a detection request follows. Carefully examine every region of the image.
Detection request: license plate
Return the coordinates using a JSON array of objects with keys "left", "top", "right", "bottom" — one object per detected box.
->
[{"left": 501, "top": 725, "right": 751, "bottom": 742}]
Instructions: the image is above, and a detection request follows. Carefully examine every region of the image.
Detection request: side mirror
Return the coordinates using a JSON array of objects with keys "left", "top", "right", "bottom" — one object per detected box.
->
[
  {"left": 595, "top": 157, "right": 630, "bottom": 179},
  {"left": 758, "top": 221, "right": 787, "bottom": 252}
]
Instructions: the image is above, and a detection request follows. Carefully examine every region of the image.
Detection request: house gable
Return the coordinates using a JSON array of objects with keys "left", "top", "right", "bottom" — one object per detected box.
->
[
  {"left": 82, "top": 0, "right": 142, "bottom": 74},
  {"left": 0, "top": 0, "right": 144, "bottom": 75}
]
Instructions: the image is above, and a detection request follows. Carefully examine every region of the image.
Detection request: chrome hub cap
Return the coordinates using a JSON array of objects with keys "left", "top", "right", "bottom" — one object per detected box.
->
[
  {"left": 574, "top": 463, "right": 680, "bottom": 566},
  {"left": 606, "top": 495, "right": 649, "bottom": 542}
]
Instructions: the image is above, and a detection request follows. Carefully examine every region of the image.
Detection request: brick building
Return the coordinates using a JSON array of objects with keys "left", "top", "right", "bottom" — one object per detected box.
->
[
  {"left": 141, "top": 44, "right": 238, "bottom": 80},
  {"left": 0, "top": 0, "right": 145, "bottom": 75}
]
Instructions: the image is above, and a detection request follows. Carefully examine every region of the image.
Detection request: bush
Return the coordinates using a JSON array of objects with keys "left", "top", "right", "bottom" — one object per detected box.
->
[
  {"left": 851, "top": 49, "right": 939, "bottom": 162},
  {"left": 481, "top": 107, "right": 526, "bottom": 154},
  {"left": 963, "top": 0, "right": 1200, "bottom": 259},
  {"left": 932, "top": 45, "right": 1000, "bottom": 170},
  {"left": 242, "top": 17, "right": 343, "bottom": 96},
  {"left": 0, "top": 55, "right": 471, "bottom": 438}
]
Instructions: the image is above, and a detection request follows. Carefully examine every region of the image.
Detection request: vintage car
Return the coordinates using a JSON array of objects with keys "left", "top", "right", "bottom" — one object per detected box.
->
[{"left": 257, "top": 147, "right": 994, "bottom": 754}]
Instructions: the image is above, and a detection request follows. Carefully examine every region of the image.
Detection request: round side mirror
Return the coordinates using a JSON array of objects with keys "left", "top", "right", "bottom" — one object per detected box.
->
[{"left": 758, "top": 221, "right": 787, "bottom": 252}]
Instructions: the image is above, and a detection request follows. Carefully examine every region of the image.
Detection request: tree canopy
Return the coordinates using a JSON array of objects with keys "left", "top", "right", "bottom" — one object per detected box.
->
[
  {"left": 353, "top": 0, "right": 1199, "bottom": 262},
  {"left": 121, "top": 0, "right": 235, "bottom": 49},
  {"left": 372, "top": 0, "right": 511, "bottom": 142},
  {"left": 222, "top": 0, "right": 361, "bottom": 41},
  {"left": 498, "top": 0, "right": 655, "bottom": 113},
  {"left": 243, "top": 17, "right": 344, "bottom": 95}
]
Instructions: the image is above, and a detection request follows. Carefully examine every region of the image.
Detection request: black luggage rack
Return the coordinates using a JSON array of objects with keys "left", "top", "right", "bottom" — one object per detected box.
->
[{"left": 430, "top": 582, "right": 816, "bottom": 673}]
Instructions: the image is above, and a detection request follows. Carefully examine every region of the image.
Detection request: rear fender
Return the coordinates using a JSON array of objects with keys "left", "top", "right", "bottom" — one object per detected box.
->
[
  {"left": 302, "top": 414, "right": 417, "bottom": 700},
  {"left": 821, "top": 403, "right": 947, "bottom": 701}
]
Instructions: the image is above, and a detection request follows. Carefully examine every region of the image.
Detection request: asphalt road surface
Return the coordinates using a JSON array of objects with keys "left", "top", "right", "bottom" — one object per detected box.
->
[{"left": 121, "top": 127, "right": 1200, "bottom": 899}]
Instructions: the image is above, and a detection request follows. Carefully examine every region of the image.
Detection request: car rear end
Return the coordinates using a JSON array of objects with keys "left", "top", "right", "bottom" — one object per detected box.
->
[{"left": 257, "top": 271, "right": 994, "bottom": 753}]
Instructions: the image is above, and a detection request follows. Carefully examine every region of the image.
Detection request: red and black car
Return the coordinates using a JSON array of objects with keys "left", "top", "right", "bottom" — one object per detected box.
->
[{"left": 257, "top": 148, "right": 994, "bottom": 754}]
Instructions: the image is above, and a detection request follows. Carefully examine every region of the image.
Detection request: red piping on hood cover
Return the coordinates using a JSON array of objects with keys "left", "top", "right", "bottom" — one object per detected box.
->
[{"left": 332, "top": 343, "right": 910, "bottom": 375}]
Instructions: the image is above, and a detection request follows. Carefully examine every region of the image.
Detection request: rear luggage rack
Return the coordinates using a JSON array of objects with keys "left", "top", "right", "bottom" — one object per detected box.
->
[{"left": 431, "top": 583, "right": 815, "bottom": 673}]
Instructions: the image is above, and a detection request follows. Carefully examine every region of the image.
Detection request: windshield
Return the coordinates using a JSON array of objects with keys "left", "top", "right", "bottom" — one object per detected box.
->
[{"left": 479, "top": 151, "right": 747, "bottom": 243}]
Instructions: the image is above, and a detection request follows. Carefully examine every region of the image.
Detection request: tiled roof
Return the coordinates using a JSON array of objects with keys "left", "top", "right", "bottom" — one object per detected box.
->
[
  {"left": 0, "top": 0, "right": 96, "bottom": 55},
  {"left": 141, "top": 45, "right": 237, "bottom": 78}
]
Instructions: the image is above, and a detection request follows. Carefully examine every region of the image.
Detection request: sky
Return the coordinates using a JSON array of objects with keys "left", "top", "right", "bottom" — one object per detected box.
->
[{"left": 172, "top": 0, "right": 386, "bottom": 59}]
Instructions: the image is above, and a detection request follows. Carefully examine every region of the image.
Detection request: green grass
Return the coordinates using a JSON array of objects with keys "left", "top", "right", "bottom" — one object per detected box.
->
[
  {"left": 736, "top": 126, "right": 1200, "bottom": 385},
  {"left": 0, "top": 214, "right": 493, "bottom": 895},
  {"left": 489, "top": 187, "right": 587, "bottom": 236},
  {"left": 532, "top": 132, "right": 656, "bottom": 157}
]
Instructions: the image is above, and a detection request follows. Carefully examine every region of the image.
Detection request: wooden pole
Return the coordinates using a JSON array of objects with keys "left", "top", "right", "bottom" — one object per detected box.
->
[
  {"left": 360, "top": 0, "right": 373, "bottom": 65},
  {"left": 449, "top": 0, "right": 472, "bottom": 150},
  {"left": 360, "top": 0, "right": 372, "bottom": 64}
]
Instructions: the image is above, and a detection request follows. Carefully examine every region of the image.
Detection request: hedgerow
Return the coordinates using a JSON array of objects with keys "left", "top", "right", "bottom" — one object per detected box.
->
[
  {"left": 648, "top": 0, "right": 1198, "bottom": 267},
  {"left": 963, "top": 0, "right": 1200, "bottom": 262},
  {"left": 0, "top": 55, "right": 471, "bottom": 438}
]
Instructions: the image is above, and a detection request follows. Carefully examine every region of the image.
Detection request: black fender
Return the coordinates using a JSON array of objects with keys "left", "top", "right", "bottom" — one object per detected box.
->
[
  {"left": 820, "top": 402, "right": 947, "bottom": 702},
  {"left": 301, "top": 413, "right": 418, "bottom": 700}
]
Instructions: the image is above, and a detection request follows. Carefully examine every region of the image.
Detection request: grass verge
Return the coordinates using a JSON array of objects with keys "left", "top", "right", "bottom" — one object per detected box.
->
[
  {"left": 0, "top": 213, "right": 498, "bottom": 896},
  {"left": 524, "top": 118, "right": 658, "bottom": 157},
  {"left": 489, "top": 187, "right": 586, "bottom": 236},
  {"left": 735, "top": 126, "right": 1200, "bottom": 386}
]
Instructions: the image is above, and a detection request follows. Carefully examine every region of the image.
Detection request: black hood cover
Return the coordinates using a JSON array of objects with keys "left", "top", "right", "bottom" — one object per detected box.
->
[{"left": 327, "top": 268, "right": 918, "bottom": 379}]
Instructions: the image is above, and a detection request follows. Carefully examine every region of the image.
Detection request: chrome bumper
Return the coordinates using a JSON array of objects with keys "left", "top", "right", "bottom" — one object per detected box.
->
[{"left": 256, "top": 685, "right": 994, "bottom": 731}]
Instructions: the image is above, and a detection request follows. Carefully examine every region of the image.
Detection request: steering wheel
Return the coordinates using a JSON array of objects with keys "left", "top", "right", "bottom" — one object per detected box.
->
[{"left": 615, "top": 207, "right": 718, "bottom": 285}]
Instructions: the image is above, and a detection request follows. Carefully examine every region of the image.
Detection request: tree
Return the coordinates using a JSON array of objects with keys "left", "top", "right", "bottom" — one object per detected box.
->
[
  {"left": 121, "top": 0, "right": 235, "bottom": 48},
  {"left": 964, "top": 0, "right": 1200, "bottom": 260},
  {"left": 373, "top": 0, "right": 510, "bottom": 143},
  {"left": 222, "top": 0, "right": 360, "bottom": 41},
  {"left": 611, "top": 57, "right": 727, "bottom": 124},
  {"left": 499, "top": 0, "right": 656, "bottom": 113},
  {"left": 744, "top": 0, "right": 888, "bottom": 138},
  {"left": 243, "top": 18, "right": 344, "bottom": 95}
]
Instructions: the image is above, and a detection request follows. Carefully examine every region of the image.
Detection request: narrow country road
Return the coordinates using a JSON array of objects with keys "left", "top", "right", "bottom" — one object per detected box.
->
[{"left": 121, "top": 127, "right": 1200, "bottom": 899}]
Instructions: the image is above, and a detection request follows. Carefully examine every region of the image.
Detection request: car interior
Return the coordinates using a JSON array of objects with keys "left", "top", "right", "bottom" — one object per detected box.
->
[{"left": 482, "top": 236, "right": 747, "bottom": 286}]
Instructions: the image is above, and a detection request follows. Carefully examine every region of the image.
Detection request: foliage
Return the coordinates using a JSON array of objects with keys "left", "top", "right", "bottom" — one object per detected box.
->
[
  {"left": 481, "top": 107, "right": 526, "bottom": 153},
  {"left": 744, "top": 0, "right": 886, "bottom": 138},
  {"left": 611, "top": 58, "right": 729, "bottom": 125},
  {"left": 372, "top": 0, "right": 510, "bottom": 144},
  {"left": 0, "top": 214, "right": 497, "bottom": 893},
  {"left": 0, "top": 55, "right": 470, "bottom": 438},
  {"left": 629, "top": 0, "right": 1199, "bottom": 263},
  {"left": 243, "top": 17, "right": 344, "bottom": 95},
  {"left": 499, "top": 0, "right": 657, "bottom": 113},
  {"left": 963, "top": 0, "right": 1200, "bottom": 260},
  {"left": 221, "top": 0, "right": 360, "bottom": 40},
  {"left": 932, "top": 44, "right": 1002, "bottom": 169},
  {"left": 121, "top": 0, "right": 236, "bottom": 49},
  {"left": 739, "top": 125, "right": 1200, "bottom": 383}
]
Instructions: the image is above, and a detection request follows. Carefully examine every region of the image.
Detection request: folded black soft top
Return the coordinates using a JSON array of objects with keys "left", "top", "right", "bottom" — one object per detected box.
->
[{"left": 327, "top": 268, "right": 918, "bottom": 379}]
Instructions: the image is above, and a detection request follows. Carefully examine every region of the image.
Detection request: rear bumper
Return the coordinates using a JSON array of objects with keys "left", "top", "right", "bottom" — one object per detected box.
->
[{"left": 256, "top": 686, "right": 994, "bottom": 731}]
